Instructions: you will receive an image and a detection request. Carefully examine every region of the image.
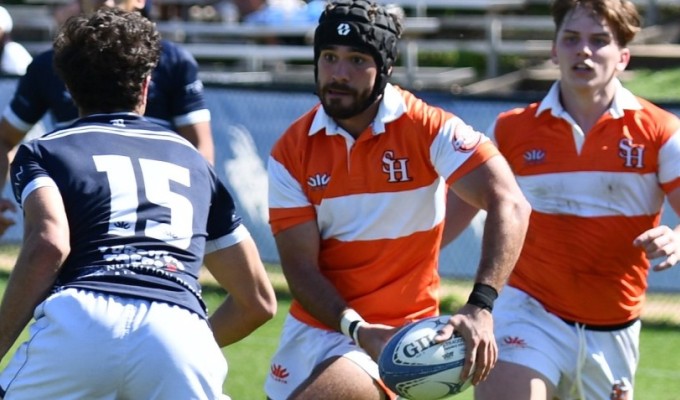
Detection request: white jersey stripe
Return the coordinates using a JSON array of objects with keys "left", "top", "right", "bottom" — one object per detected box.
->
[
  {"left": 316, "top": 178, "right": 446, "bottom": 241},
  {"left": 20, "top": 176, "right": 58, "bottom": 206},
  {"left": 267, "top": 156, "right": 310, "bottom": 209},
  {"left": 518, "top": 170, "right": 664, "bottom": 217},
  {"left": 658, "top": 127, "right": 680, "bottom": 184},
  {"left": 172, "top": 108, "right": 211, "bottom": 128},
  {"left": 39, "top": 124, "right": 193, "bottom": 147},
  {"left": 205, "top": 224, "right": 251, "bottom": 254}
]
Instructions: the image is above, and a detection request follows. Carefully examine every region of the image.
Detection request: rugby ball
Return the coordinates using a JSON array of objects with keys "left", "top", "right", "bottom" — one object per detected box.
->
[{"left": 378, "top": 315, "right": 471, "bottom": 400}]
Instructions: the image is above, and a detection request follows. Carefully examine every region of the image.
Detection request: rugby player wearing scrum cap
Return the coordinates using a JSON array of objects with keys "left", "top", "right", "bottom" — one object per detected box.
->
[{"left": 264, "top": 0, "right": 531, "bottom": 398}]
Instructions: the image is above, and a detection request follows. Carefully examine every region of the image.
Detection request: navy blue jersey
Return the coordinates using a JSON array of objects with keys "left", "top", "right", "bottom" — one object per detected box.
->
[
  {"left": 10, "top": 114, "right": 243, "bottom": 318},
  {"left": 5, "top": 40, "right": 209, "bottom": 132}
]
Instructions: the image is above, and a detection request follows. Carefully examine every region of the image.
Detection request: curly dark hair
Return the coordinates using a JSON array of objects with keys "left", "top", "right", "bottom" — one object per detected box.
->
[{"left": 53, "top": 7, "right": 161, "bottom": 114}]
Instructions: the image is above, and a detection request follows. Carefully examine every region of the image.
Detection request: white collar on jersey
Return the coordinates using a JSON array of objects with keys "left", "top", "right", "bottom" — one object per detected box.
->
[
  {"left": 536, "top": 78, "right": 643, "bottom": 120},
  {"left": 308, "top": 83, "right": 407, "bottom": 137}
]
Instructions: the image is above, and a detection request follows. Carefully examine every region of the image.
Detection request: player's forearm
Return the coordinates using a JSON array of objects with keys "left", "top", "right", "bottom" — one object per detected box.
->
[
  {"left": 0, "top": 192, "right": 71, "bottom": 358},
  {"left": 441, "top": 192, "right": 480, "bottom": 248},
  {"left": 209, "top": 295, "right": 275, "bottom": 347},
  {"left": 0, "top": 279, "right": 35, "bottom": 361},
  {"left": 205, "top": 238, "right": 277, "bottom": 347},
  {"left": 274, "top": 222, "right": 351, "bottom": 331},
  {"left": 475, "top": 194, "right": 531, "bottom": 290},
  {"left": 285, "top": 266, "right": 349, "bottom": 331},
  {"left": 0, "top": 248, "right": 64, "bottom": 359}
]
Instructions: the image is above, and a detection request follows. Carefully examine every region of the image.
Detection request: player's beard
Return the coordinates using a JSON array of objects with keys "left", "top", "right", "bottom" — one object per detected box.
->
[{"left": 318, "top": 82, "right": 374, "bottom": 120}]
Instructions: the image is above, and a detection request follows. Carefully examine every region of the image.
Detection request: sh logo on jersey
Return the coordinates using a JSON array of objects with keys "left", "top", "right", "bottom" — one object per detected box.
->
[
  {"left": 618, "top": 138, "right": 645, "bottom": 168},
  {"left": 452, "top": 123, "right": 482, "bottom": 153},
  {"left": 382, "top": 151, "right": 411, "bottom": 183}
]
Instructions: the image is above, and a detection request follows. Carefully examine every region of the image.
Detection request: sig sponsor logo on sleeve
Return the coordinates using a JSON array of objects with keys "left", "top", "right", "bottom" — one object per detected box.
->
[{"left": 185, "top": 80, "right": 205, "bottom": 95}]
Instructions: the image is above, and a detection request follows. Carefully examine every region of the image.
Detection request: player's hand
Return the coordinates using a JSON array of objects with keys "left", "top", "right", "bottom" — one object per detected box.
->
[
  {"left": 633, "top": 225, "right": 680, "bottom": 271},
  {"left": 0, "top": 197, "right": 17, "bottom": 236},
  {"left": 434, "top": 304, "right": 496, "bottom": 385},
  {"left": 355, "top": 323, "right": 399, "bottom": 362}
]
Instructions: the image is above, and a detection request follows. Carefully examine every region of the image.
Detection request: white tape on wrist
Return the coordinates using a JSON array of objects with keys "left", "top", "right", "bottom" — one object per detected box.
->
[{"left": 339, "top": 308, "right": 365, "bottom": 343}]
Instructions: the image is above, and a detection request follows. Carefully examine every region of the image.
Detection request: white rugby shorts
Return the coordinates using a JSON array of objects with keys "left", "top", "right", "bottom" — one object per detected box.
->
[
  {"left": 0, "top": 288, "right": 228, "bottom": 400},
  {"left": 264, "top": 314, "right": 389, "bottom": 400},
  {"left": 492, "top": 286, "right": 640, "bottom": 400}
]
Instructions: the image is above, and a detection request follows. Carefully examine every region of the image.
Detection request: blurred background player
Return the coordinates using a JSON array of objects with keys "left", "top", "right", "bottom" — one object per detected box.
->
[
  {"left": 264, "top": 0, "right": 531, "bottom": 398},
  {"left": 233, "top": 0, "right": 324, "bottom": 26},
  {"left": 0, "top": 0, "right": 214, "bottom": 237},
  {"left": 0, "top": 6, "right": 32, "bottom": 76},
  {"left": 0, "top": 7, "right": 275, "bottom": 399},
  {"left": 475, "top": 1, "right": 680, "bottom": 399}
]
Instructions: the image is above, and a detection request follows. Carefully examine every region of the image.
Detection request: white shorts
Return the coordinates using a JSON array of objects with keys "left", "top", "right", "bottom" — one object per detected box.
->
[
  {"left": 0, "top": 288, "right": 228, "bottom": 400},
  {"left": 264, "top": 314, "right": 383, "bottom": 400},
  {"left": 493, "top": 286, "right": 640, "bottom": 400}
]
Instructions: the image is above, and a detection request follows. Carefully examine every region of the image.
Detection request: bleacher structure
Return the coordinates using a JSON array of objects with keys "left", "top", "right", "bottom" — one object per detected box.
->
[{"left": 5, "top": 0, "right": 680, "bottom": 92}]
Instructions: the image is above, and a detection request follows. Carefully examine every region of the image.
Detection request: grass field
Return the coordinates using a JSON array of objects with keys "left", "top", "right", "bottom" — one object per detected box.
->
[
  {"left": 0, "top": 247, "right": 679, "bottom": 399},
  {"left": 625, "top": 68, "right": 680, "bottom": 103},
  {"left": 212, "top": 287, "right": 680, "bottom": 400}
]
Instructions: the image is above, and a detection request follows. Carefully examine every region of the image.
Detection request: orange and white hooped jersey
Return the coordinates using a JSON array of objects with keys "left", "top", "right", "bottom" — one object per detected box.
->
[
  {"left": 491, "top": 80, "right": 680, "bottom": 326},
  {"left": 268, "top": 84, "right": 499, "bottom": 330}
]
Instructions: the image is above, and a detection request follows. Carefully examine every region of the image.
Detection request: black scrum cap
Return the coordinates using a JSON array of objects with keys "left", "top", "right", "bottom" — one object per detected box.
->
[{"left": 314, "top": 0, "right": 400, "bottom": 100}]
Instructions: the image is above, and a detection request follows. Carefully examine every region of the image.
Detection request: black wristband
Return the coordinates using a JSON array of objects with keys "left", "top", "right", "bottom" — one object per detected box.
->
[
  {"left": 348, "top": 319, "right": 362, "bottom": 339},
  {"left": 466, "top": 283, "right": 498, "bottom": 312}
]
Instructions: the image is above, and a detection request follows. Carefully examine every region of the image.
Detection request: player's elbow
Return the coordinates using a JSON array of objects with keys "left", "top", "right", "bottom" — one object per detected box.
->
[
  {"left": 249, "top": 285, "right": 277, "bottom": 325},
  {"left": 506, "top": 191, "right": 532, "bottom": 233},
  {"left": 23, "top": 237, "right": 70, "bottom": 279}
]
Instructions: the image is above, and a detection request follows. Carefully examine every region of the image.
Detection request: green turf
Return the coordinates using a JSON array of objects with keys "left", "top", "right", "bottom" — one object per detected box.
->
[
  {"left": 0, "top": 257, "right": 678, "bottom": 399},
  {"left": 206, "top": 287, "right": 680, "bottom": 400},
  {"left": 625, "top": 68, "right": 680, "bottom": 102}
]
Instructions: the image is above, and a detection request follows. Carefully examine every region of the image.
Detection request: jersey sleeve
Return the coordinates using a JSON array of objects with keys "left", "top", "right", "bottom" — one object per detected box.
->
[
  {"left": 430, "top": 115, "right": 499, "bottom": 185},
  {"left": 163, "top": 42, "right": 211, "bottom": 128},
  {"left": 267, "top": 150, "right": 317, "bottom": 234},
  {"left": 5, "top": 55, "right": 52, "bottom": 131},
  {"left": 10, "top": 142, "right": 56, "bottom": 206},
  {"left": 0, "top": 42, "right": 33, "bottom": 76},
  {"left": 204, "top": 169, "right": 249, "bottom": 253},
  {"left": 657, "top": 120, "right": 680, "bottom": 193},
  {"left": 632, "top": 96, "right": 680, "bottom": 193}
]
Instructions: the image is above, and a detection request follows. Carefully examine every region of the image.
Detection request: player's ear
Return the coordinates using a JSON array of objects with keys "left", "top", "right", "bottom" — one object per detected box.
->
[
  {"left": 550, "top": 40, "right": 558, "bottom": 66},
  {"left": 616, "top": 47, "right": 631, "bottom": 73},
  {"left": 115, "top": 0, "right": 145, "bottom": 12},
  {"left": 131, "top": 0, "right": 146, "bottom": 12}
]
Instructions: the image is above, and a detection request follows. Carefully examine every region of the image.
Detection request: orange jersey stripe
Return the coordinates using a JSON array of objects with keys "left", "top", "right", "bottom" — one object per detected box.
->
[
  {"left": 291, "top": 229, "right": 443, "bottom": 329},
  {"left": 509, "top": 212, "right": 657, "bottom": 325}
]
